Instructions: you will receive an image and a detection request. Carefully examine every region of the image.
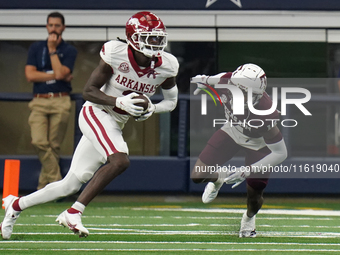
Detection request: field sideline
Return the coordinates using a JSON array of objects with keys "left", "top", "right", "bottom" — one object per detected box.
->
[{"left": 1, "top": 194, "right": 340, "bottom": 255}]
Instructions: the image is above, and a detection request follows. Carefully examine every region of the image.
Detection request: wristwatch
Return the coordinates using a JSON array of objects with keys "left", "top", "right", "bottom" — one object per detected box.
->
[{"left": 49, "top": 51, "right": 58, "bottom": 56}]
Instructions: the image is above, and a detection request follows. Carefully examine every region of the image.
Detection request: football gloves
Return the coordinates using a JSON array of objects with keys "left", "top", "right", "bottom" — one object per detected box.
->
[
  {"left": 191, "top": 75, "right": 209, "bottom": 95},
  {"left": 135, "top": 95, "right": 155, "bottom": 122},
  {"left": 115, "top": 92, "right": 145, "bottom": 117},
  {"left": 224, "top": 167, "right": 251, "bottom": 189}
]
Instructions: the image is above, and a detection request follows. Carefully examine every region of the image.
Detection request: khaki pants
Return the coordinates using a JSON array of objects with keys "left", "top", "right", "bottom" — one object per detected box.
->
[{"left": 28, "top": 96, "right": 71, "bottom": 190}]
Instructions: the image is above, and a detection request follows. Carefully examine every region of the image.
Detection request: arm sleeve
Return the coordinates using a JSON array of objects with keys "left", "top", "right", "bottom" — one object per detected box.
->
[
  {"left": 206, "top": 72, "right": 228, "bottom": 85},
  {"left": 250, "top": 135, "right": 288, "bottom": 172},
  {"left": 154, "top": 85, "right": 178, "bottom": 113}
]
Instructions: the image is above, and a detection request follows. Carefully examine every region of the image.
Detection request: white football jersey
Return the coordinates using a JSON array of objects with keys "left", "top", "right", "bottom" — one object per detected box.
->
[{"left": 84, "top": 39, "right": 179, "bottom": 125}]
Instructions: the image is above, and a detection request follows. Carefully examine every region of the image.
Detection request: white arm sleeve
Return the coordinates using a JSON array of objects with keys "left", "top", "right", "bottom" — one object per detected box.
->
[
  {"left": 206, "top": 72, "right": 227, "bottom": 85},
  {"left": 251, "top": 139, "right": 288, "bottom": 172},
  {"left": 154, "top": 85, "right": 178, "bottom": 113}
]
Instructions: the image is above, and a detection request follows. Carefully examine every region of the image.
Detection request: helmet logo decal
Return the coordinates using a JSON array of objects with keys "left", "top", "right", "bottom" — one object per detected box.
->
[{"left": 128, "top": 18, "right": 141, "bottom": 30}]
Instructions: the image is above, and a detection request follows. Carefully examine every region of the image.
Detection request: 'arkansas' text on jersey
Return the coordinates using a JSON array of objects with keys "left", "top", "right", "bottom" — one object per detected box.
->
[{"left": 115, "top": 74, "right": 159, "bottom": 94}]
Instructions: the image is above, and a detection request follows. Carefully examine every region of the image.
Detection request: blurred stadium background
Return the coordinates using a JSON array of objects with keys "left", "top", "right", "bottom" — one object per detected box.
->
[{"left": 0, "top": 0, "right": 340, "bottom": 254}]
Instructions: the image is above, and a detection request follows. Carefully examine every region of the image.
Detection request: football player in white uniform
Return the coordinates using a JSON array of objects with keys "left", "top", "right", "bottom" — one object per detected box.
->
[
  {"left": 1, "top": 11, "right": 179, "bottom": 239},
  {"left": 191, "top": 64, "right": 287, "bottom": 237}
]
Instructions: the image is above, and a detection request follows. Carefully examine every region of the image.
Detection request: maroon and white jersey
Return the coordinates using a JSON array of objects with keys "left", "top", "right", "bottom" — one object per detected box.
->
[
  {"left": 84, "top": 39, "right": 179, "bottom": 125},
  {"left": 218, "top": 72, "right": 280, "bottom": 150}
]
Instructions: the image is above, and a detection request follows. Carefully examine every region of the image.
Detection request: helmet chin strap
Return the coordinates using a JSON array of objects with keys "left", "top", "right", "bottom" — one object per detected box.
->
[{"left": 147, "top": 55, "right": 156, "bottom": 79}]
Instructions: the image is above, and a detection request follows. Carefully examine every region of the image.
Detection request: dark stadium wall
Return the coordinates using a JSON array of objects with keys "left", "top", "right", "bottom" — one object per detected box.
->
[
  {"left": 1, "top": 0, "right": 339, "bottom": 11},
  {"left": 1, "top": 156, "right": 340, "bottom": 194}
]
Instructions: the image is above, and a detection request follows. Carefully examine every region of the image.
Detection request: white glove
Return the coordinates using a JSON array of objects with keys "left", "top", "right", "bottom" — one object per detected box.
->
[
  {"left": 224, "top": 167, "right": 251, "bottom": 189},
  {"left": 135, "top": 95, "right": 155, "bottom": 122},
  {"left": 115, "top": 92, "right": 145, "bottom": 117},
  {"left": 191, "top": 75, "right": 209, "bottom": 95},
  {"left": 135, "top": 104, "right": 156, "bottom": 122}
]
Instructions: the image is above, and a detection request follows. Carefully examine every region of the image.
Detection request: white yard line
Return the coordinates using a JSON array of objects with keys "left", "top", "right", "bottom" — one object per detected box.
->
[
  {"left": 172, "top": 216, "right": 334, "bottom": 220},
  {"left": 2, "top": 240, "right": 340, "bottom": 246},
  {"left": 28, "top": 215, "right": 336, "bottom": 220},
  {"left": 0, "top": 248, "right": 339, "bottom": 252},
  {"left": 14, "top": 223, "right": 340, "bottom": 229},
  {"left": 8, "top": 231, "right": 340, "bottom": 238}
]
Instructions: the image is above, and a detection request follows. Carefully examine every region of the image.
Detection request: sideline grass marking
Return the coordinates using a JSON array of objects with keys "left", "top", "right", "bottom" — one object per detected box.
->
[
  {"left": 2, "top": 241, "right": 340, "bottom": 246},
  {"left": 29, "top": 215, "right": 163, "bottom": 219},
  {"left": 15, "top": 223, "right": 340, "bottom": 229},
  {"left": 0, "top": 248, "right": 340, "bottom": 252},
  {"left": 29, "top": 215, "right": 335, "bottom": 220},
  {"left": 173, "top": 216, "right": 334, "bottom": 220},
  {"left": 131, "top": 208, "right": 340, "bottom": 216},
  {"left": 28, "top": 215, "right": 336, "bottom": 223},
  {"left": 11, "top": 231, "right": 340, "bottom": 238},
  {"left": 212, "top": 205, "right": 333, "bottom": 210}
]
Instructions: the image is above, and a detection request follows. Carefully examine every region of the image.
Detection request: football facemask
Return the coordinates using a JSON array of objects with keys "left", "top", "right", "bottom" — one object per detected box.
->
[{"left": 131, "top": 32, "right": 167, "bottom": 58}]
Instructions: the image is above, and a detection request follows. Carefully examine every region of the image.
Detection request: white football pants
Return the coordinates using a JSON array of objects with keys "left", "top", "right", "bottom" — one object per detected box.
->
[{"left": 19, "top": 105, "right": 128, "bottom": 210}]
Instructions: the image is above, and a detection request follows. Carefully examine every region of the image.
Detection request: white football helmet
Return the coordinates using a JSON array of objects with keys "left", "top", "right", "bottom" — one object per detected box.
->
[{"left": 230, "top": 63, "right": 267, "bottom": 106}]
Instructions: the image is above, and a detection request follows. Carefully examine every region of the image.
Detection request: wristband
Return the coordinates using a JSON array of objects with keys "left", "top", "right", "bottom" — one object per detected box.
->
[{"left": 49, "top": 51, "right": 58, "bottom": 56}]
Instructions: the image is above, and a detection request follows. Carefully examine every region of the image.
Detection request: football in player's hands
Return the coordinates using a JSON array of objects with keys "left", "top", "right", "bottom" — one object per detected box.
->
[{"left": 132, "top": 94, "right": 149, "bottom": 112}]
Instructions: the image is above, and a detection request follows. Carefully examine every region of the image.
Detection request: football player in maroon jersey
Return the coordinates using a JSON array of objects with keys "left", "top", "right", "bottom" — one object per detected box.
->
[{"left": 191, "top": 64, "right": 287, "bottom": 237}]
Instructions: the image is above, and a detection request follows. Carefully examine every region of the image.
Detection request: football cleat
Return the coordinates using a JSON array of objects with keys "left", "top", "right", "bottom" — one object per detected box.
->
[
  {"left": 239, "top": 212, "right": 257, "bottom": 238},
  {"left": 1, "top": 195, "right": 21, "bottom": 240},
  {"left": 202, "top": 181, "right": 224, "bottom": 204},
  {"left": 56, "top": 210, "right": 89, "bottom": 238}
]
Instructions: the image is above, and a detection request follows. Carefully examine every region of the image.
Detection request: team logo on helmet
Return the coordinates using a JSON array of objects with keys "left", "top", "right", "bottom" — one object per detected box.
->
[
  {"left": 127, "top": 18, "right": 140, "bottom": 30},
  {"left": 118, "top": 62, "right": 130, "bottom": 73}
]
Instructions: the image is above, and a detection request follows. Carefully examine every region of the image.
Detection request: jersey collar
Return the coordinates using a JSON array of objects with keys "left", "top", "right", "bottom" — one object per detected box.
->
[{"left": 128, "top": 46, "right": 162, "bottom": 78}]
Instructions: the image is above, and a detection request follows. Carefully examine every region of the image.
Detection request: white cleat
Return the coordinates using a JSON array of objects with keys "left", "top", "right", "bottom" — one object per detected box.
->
[
  {"left": 56, "top": 210, "right": 89, "bottom": 238},
  {"left": 239, "top": 212, "right": 256, "bottom": 238},
  {"left": 0, "top": 195, "right": 21, "bottom": 240},
  {"left": 202, "top": 181, "right": 224, "bottom": 204}
]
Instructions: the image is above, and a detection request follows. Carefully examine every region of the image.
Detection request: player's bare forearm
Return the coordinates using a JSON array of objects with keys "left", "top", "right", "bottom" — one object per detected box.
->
[
  {"left": 83, "top": 59, "right": 115, "bottom": 105},
  {"left": 83, "top": 86, "right": 116, "bottom": 106}
]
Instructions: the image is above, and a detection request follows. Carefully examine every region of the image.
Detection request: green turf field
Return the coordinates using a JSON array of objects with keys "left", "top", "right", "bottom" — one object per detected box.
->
[{"left": 1, "top": 195, "right": 340, "bottom": 254}]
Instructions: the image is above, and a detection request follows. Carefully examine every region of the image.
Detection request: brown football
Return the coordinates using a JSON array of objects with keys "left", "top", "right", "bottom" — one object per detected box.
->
[{"left": 133, "top": 94, "right": 149, "bottom": 112}]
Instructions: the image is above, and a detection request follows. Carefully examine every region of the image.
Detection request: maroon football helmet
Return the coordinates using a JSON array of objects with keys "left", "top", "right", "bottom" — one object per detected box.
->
[{"left": 126, "top": 11, "right": 167, "bottom": 58}]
